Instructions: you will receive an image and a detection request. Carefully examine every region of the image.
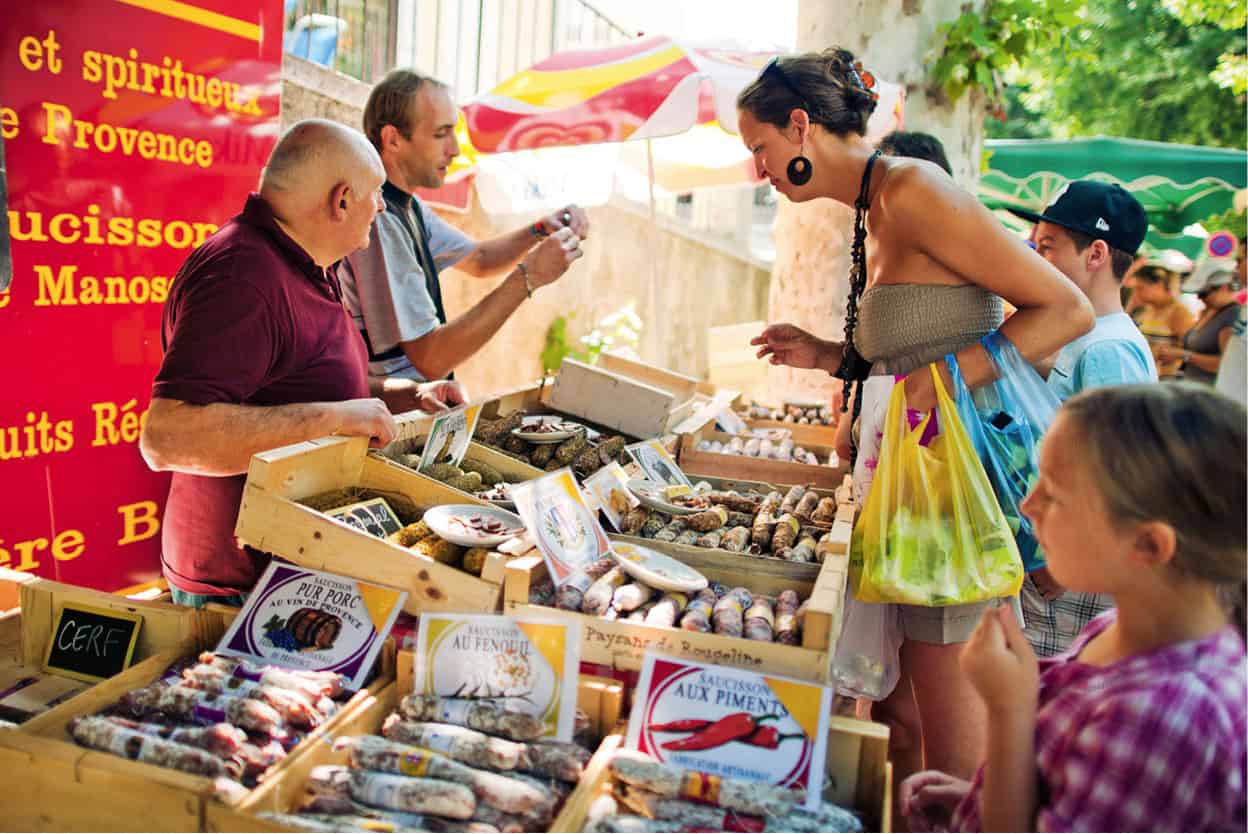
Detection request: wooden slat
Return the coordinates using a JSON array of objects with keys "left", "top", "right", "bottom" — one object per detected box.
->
[
  {"left": 17, "top": 578, "right": 200, "bottom": 669},
  {"left": 235, "top": 485, "right": 502, "bottom": 617},
  {"left": 597, "top": 352, "right": 701, "bottom": 402},
  {"left": 548, "top": 359, "right": 676, "bottom": 441},
  {"left": 244, "top": 436, "right": 368, "bottom": 499},
  {"left": 549, "top": 729, "right": 623, "bottom": 833}
]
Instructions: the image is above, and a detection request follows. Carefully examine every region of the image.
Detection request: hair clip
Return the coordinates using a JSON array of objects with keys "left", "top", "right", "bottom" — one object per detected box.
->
[{"left": 851, "top": 60, "right": 878, "bottom": 94}]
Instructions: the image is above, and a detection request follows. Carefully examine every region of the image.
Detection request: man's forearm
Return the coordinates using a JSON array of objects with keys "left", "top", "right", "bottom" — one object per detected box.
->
[
  {"left": 980, "top": 709, "right": 1037, "bottom": 832},
  {"left": 141, "top": 399, "right": 341, "bottom": 476},
  {"left": 460, "top": 227, "right": 535, "bottom": 277},
  {"left": 402, "top": 271, "right": 528, "bottom": 380}
]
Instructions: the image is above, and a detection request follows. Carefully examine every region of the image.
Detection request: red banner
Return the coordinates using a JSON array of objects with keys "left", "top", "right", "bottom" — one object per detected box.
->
[{"left": 1, "top": 0, "right": 283, "bottom": 589}]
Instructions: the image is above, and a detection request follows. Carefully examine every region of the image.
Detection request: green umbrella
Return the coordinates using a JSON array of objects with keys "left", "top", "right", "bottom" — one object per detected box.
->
[{"left": 980, "top": 136, "right": 1246, "bottom": 258}]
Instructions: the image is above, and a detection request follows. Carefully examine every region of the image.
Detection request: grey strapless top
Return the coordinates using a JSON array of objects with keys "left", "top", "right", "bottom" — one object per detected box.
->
[{"left": 854, "top": 284, "right": 1004, "bottom": 375}]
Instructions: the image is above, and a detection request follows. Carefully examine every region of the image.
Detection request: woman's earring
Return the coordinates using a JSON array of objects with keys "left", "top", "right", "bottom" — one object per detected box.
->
[{"left": 787, "top": 154, "right": 813, "bottom": 186}]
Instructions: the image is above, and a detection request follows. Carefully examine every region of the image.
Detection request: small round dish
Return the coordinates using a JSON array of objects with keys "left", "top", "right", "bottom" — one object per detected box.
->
[
  {"left": 611, "top": 541, "right": 708, "bottom": 593},
  {"left": 474, "top": 484, "right": 517, "bottom": 511},
  {"left": 423, "top": 504, "right": 526, "bottom": 548},
  {"left": 512, "top": 416, "right": 583, "bottom": 444},
  {"left": 626, "top": 477, "right": 704, "bottom": 516}
]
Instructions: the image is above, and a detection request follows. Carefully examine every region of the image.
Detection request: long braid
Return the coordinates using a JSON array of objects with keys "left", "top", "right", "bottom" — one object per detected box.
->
[{"left": 840, "top": 149, "right": 881, "bottom": 468}]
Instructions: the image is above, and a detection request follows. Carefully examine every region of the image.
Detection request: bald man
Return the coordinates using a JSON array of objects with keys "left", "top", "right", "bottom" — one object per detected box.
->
[{"left": 141, "top": 119, "right": 461, "bottom": 607}]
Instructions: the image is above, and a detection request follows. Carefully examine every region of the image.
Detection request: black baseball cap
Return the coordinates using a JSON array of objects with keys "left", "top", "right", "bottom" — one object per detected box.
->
[{"left": 1010, "top": 181, "right": 1149, "bottom": 255}]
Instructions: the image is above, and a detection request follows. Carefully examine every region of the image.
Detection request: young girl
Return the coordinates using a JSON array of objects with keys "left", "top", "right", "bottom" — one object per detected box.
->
[{"left": 900, "top": 383, "right": 1247, "bottom": 832}]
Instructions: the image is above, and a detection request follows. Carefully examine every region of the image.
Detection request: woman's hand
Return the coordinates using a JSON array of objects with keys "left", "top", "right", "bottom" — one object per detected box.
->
[
  {"left": 960, "top": 605, "right": 1039, "bottom": 717},
  {"left": 750, "top": 323, "right": 834, "bottom": 371},
  {"left": 900, "top": 770, "right": 972, "bottom": 833}
]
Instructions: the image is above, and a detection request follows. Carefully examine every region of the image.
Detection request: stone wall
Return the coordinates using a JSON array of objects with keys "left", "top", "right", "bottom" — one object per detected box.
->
[{"left": 279, "top": 54, "right": 772, "bottom": 399}]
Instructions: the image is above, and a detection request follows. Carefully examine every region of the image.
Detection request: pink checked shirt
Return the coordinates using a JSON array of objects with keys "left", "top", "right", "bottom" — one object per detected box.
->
[{"left": 952, "top": 610, "right": 1247, "bottom": 832}]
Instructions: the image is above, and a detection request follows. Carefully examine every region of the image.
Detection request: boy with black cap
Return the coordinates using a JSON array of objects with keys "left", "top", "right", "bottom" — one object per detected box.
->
[
  {"left": 1012, "top": 181, "right": 1159, "bottom": 657},
  {"left": 1015, "top": 180, "right": 1158, "bottom": 403}
]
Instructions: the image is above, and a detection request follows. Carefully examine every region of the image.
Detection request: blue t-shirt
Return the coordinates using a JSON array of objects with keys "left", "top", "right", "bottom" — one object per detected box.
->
[{"left": 1047, "top": 312, "right": 1158, "bottom": 401}]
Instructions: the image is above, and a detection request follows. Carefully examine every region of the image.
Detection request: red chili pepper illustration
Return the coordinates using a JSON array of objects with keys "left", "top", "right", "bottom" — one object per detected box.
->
[
  {"left": 740, "top": 724, "right": 805, "bottom": 750},
  {"left": 650, "top": 718, "right": 714, "bottom": 733},
  {"left": 660, "top": 713, "right": 779, "bottom": 752}
]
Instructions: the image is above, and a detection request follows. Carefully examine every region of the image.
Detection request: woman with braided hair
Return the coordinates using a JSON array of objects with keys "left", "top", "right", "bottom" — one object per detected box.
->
[{"left": 741, "top": 48, "right": 1093, "bottom": 795}]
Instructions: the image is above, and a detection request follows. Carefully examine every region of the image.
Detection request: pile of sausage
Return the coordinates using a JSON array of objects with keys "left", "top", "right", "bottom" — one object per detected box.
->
[
  {"left": 620, "top": 485, "right": 841, "bottom": 563},
  {"left": 527, "top": 561, "right": 810, "bottom": 646},
  {"left": 67, "top": 653, "right": 352, "bottom": 795},
  {"left": 475, "top": 411, "right": 631, "bottom": 479},
  {"left": 262, "top": 694, "right": 595, "bottom": 833},
  {"left": 745, "top": 403, "right": 836, "bottom": 426},
  {"left": 585, "top": 752, "right": 863, "bottom": 833}
]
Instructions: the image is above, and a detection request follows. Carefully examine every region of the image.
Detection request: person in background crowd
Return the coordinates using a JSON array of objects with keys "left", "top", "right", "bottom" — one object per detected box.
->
[
  {"left": 1158, "top": 259, "right": 1242, "bottom": 385},
  {"left": 140, "top": 120, "right": 462, "bottom": 607},
  {"left": 1215, "top": 235, "right": 1247, "bottom": 404},
  {"left": 1011, "top": 181, "right": 1158, "bottom": 657},
  {"left": 1130, "top": 254, "right": 1195, "bottom": 380},
  {"left": 739, "top": 47, "right": 1092, "bottom": 794},
  {"left": 901, "top": 384, "right": 1247, "bottom": 833},
  {"left": 1016, "top": 181, "right": 1158, "bottom": 402},
  {"left": 830, "top": 129, "right": 957, "bottom": 463},
  {"left": 344, "top": 69, "right": 587, "bottom": 393}
]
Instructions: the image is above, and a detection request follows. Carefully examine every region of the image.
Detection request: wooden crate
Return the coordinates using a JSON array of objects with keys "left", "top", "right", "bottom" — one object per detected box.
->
[
  {"left": 744, "top": 417, "right": 841, "bottom": 448},
  {"left": 547, "top": 358, "right": 704, "bottom": 441},
  {"left": 550, "top": 716, "right": 891, "bottom": 832},
  {"left": 0, "top": 605, "right": 394, "bottom": 833},
  {"left": 679, "top": 431, "right": 848, "bottom": 489},
  {"left": 234, "top": 435, "right": 512, "bottom": 617},
  {"left": 503, "top": 544, "right": 848, "bottom": 685},
  {"left": 0, "top": 568, "right": 215, "bottom": 729},
  {"left": 215, "top": 670, "right": 625, "bottom": 832}
]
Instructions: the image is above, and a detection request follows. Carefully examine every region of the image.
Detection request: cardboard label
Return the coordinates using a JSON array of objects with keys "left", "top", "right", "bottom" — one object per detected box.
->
[
  {"left": 625, "top": 440, "right": 692, "bottom": 488},
  {"left": 419, "top": 405, "right": 483, "bottom": 472},
  {"left": 626, "top": 652, "right": 830, "bottom": 808},
  {"left": 511, "top": 469, "right": 612, "bottom": 585},
  {"left": 216, "top": 563, "right": 407, "bottom": 690},
  {"left": 413, "top": 613, "right": 580, "bottom": 740},
  {"left": 583, "top": 463, "right": 640, "bottom": 532},
  {"left": 43, "top": 603, "right": 143, "bottom": 684},
  {"left": 325, "top": 497, "right": 404, "bottom": 539}
]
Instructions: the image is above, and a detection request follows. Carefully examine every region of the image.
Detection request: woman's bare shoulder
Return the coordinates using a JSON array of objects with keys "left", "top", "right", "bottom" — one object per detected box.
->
[{"left": 875, "top": 158, "right": 969, "bottom": 219}]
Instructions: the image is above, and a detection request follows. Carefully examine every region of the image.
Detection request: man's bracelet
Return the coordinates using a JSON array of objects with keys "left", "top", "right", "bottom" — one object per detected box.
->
[{"left": 517, "top": 262, "right": 534, "bottom": 298}]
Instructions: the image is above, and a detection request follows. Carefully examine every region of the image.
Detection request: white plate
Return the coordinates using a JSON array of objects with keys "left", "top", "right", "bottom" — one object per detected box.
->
[
  {"left": 512, "top": 415, "right": 583, "bottom": 444},
  {"left": 423, "top": 504, "right": 526, "bottom": 548},
  {"left": 611, "top": 541, "right": 708, "bottom": 593},
  {"left": 626, "top": 477, "right": 702, "bottom": 516}
]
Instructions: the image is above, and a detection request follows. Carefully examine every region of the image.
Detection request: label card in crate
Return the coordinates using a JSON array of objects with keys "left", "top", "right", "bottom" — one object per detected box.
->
[
  {"left": 325, "top": 496, "right": 403, "bottom": 539},
  {"left": 419, "top": 404, "right": 483, "bottom": 472},
  {"left": 511, "top": 468, "right": 612, "bottom": 585},
  {"left": 625, "top": 440, "right": 692, "bottom": 488},
  {"left": 583, "top": 462, "right": 640, "bottom": 532},
  {"left": 217, "top": 563, "right": 407, "bottom": 690},
  {"left": 43, "top": 603, "right": 143, "bottom": 684},
  {"left": 413, "top": 613, "right": 581, "bottom": 740},
  {"left": 626, "top": 652, "right": 831, "bottom": 808}
]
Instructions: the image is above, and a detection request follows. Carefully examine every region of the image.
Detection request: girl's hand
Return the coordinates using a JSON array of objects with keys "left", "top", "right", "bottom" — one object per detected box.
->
[
  {"left": 960, "top": 605, "right": 1039, "bottom": 716},
  {"left": 750, "top": 323, "right": 825, "bottom": 369},
  {"left": 900, "top": 770, "right": 972, "bottom": 833}
]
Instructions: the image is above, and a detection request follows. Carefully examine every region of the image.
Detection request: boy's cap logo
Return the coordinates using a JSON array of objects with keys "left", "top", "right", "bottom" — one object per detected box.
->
[{"left": 1095, "top": 217, "right": 1111, "bottom": 231}]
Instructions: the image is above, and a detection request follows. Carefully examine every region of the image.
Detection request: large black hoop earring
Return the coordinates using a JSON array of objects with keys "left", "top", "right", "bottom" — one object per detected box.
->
[{"left": 786, "top": 155, "right": 812, "bottom": 186}]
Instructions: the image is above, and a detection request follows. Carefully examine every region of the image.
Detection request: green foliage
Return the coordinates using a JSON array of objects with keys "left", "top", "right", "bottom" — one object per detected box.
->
[
  {"left": 985, "top": 0, "right": 1246, "bottom": 147},
  {"left": 540, "top": 305, "right": 643, "bottom": 376},
  {"left": 926, "top": 0, "right": 1085, "bottom": 107},
  {"left": 1202, "top": 206, "right": 1248, "bottom": 238}
]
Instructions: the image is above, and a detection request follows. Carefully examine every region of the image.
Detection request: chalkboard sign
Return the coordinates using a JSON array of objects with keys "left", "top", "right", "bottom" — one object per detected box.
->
[{"left": 43, "top": 604, "right": 143, "bottom": 684}]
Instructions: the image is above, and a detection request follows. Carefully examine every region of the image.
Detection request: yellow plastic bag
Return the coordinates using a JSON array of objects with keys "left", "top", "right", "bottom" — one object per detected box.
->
[{"left": 850, "top": 364, "right": 1023, "bottom": 606}]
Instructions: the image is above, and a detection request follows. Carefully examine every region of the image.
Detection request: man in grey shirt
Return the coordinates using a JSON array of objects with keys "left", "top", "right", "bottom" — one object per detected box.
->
[{"left": 344, "top": 69, "right": 588, "bottom": 405}]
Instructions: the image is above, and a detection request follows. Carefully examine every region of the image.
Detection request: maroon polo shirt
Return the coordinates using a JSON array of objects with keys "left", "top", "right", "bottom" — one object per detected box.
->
[{"left": 152, "top": 194, "right": 369, "bottom": 596}]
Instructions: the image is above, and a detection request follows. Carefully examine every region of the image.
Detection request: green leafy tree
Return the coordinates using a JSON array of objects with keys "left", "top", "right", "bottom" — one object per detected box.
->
[{"left": 986, "top": 0, "right": 1245, "bottom": 146}]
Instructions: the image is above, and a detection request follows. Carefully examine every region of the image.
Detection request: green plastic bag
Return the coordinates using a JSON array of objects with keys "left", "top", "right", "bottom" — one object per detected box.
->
[{"left": 850, "top": 363, "right": 1023, "bottom": 606}]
